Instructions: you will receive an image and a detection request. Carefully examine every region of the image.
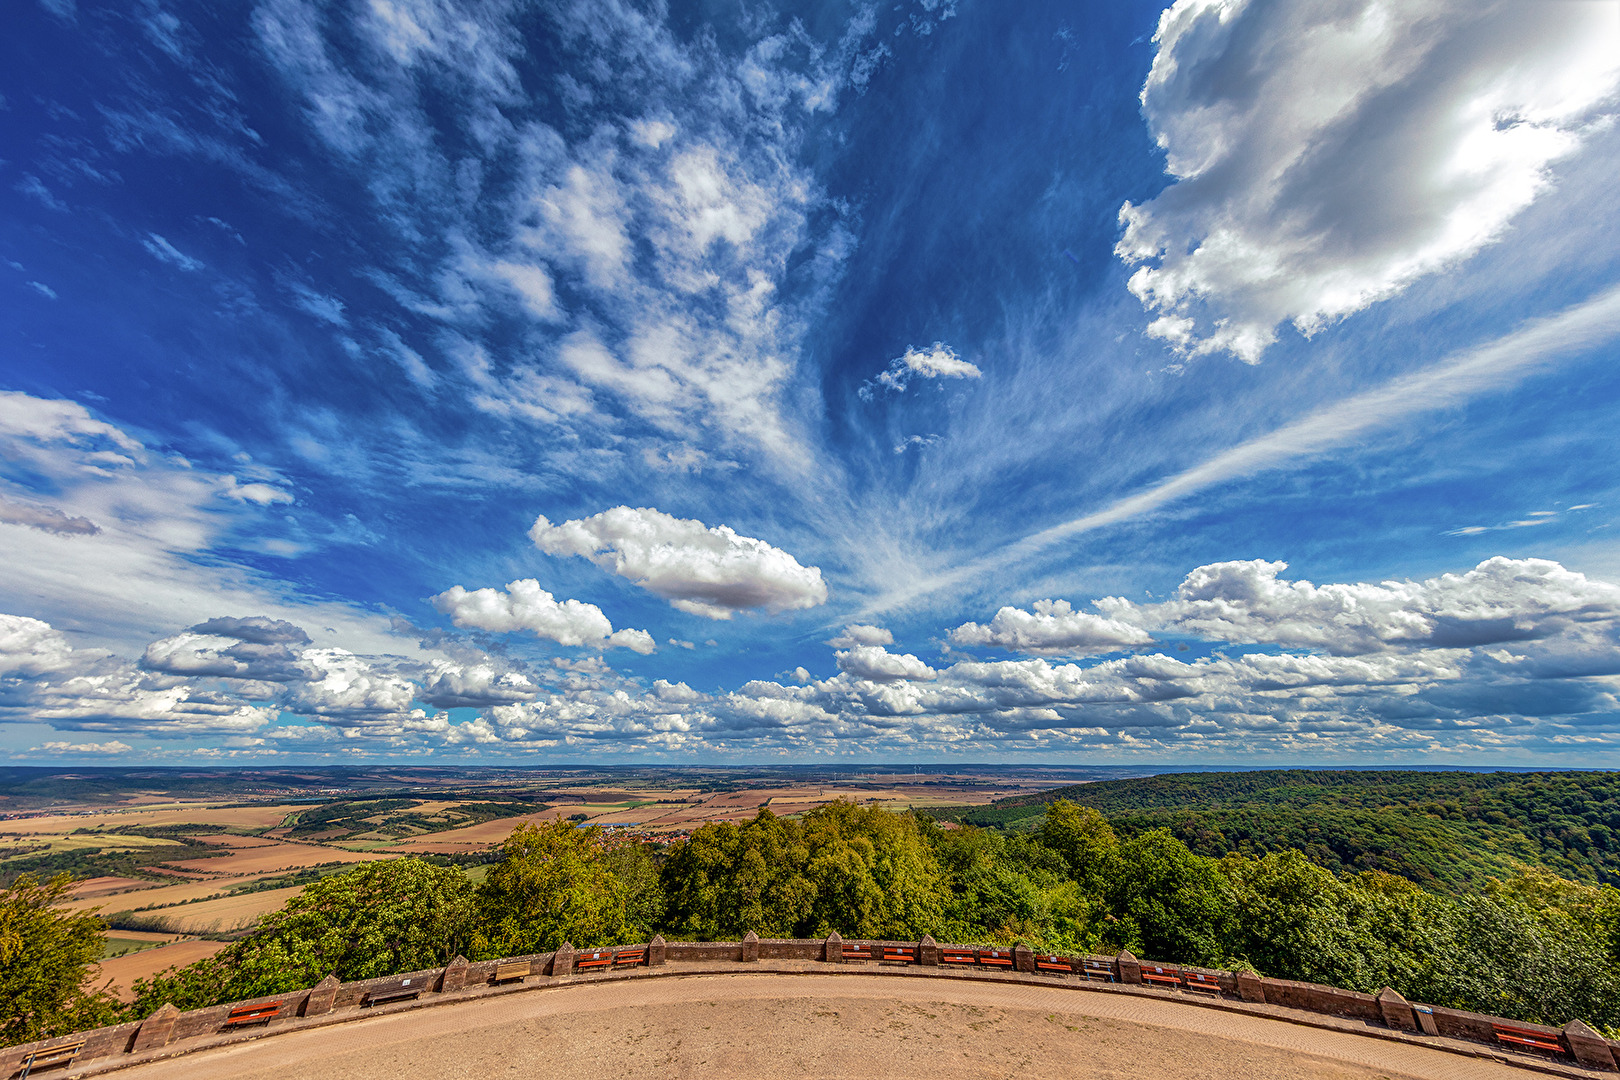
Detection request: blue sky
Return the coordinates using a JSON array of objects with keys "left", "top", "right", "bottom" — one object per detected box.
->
[{"left": 3, "top": 0, "right": 1620, "bottom": 764}]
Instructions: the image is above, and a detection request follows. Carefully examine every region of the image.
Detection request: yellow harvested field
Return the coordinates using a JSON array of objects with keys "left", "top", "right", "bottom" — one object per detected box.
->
[
  {"left": 0, "top": 803, "right": 300, "bottom": 834},
  {"left": 165, "top": 838, "right": 389, "bottom": 876},
  {"left": 386, "top": 808, "right": 572, "bottom": 852},
  {"left": 63, "top": 875, "right": 277, "bottom": 914},
  {"left": 92, "top": 939, "right": 231, "bottom": 1000},
  {"left": 117, "top": 885, "right": 304, "bottom": 934}
]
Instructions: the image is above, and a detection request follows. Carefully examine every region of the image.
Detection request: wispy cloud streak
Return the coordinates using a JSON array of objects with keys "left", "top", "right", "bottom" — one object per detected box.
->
[{"left": 871, "top": 283, "right": 1620, "bottom": 613}]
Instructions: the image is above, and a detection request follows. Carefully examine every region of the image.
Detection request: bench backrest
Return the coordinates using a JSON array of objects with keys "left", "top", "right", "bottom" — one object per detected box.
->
[
  {"left": 29, "top": 1041, "right": 85, "bottom": 1063},
  {"left": 371, "top": 976, "right": 421, "bottom": 994},
  {"left": 228, "top": 1002, "right": 280, "bottom": 1017}
]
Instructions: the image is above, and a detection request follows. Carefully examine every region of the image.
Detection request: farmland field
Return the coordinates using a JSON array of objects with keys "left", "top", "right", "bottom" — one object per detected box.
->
[
  {"left": 108, "top": 885, "right": 305, "bottom": 934},
  {"left": 92, "top": 939, "right": 230, "bottom": 1000}
]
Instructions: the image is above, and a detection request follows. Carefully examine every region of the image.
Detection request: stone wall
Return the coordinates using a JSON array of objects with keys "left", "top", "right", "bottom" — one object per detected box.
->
[{"left": 4, "top": 938, "right": 1616, "bottom": 1076}]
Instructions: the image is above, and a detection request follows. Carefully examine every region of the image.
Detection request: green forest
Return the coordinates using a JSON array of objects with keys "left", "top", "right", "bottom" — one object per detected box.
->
[
  {"left": 947, "top": 769, "right": 1620, "bottom": 892},
  {"left": 6, "top": 776, "right": 1620, "bottom": 1049}
]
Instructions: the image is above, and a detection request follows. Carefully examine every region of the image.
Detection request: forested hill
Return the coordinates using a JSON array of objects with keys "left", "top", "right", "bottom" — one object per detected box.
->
[{"left": 942, "top": 770, "right": 1620, "bottom": 893}]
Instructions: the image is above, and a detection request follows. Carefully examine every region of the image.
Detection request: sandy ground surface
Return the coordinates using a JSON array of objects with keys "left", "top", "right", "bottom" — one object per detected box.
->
[
  {"left": 92, "top": 940, "right": 229, "bottom": 1000},
  {"left": 104, "top": 974, "right": 1541, "bottom": 1080}
]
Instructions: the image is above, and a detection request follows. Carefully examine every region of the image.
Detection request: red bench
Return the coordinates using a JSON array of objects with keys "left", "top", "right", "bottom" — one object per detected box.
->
[
  {"left": 576, "top": 949, "right": 612, "bottom": 971},
  {"left": 843, "top": 943, "right": 874, "bottom": 962},
  {"left": 940, "top": 948, "right": 977, "bottom": 966},
  {"left": 1493, "top": 1023, "right": 1566, "bottom": 1056},
  {"left": 1139, "top": 964, "right": 1180, "bottom": 988},
  {"left": 1080, "top": 958, "right": 1115, "bottom": 983},
  {"left": 1181, "top": 971, "right": 1221, "bottom": 995},
  {"left": 614, "top": 948, "right": 647, "bottom": 968},
  {"left": 1033, "top": 954, "right": 1073, "bottom": 975},
  {"left": 881, "top": 946, "right": 917, "bottom": 965},
  {"left": 223, "top": 1000, "right": 281, "bottom": 1028},
  {"left": 978, "top": 949, "right": 1014, "bottom": 968}
]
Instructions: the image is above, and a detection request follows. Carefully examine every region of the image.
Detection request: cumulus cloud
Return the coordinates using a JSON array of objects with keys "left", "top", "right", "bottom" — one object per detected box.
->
[
  {"left": 950, "top": 599, "right": 1153, "bottom": 656},
  {"left": 430, "top": 579, "right": 656, "bottom": 653},
  {"left": 835, "top": 644, "right": 937, "bottom": 683},
  {"left": 827, "top": 624, "right": 893, "bottom": 649},
  {"left": 34, "top": 740, "right": 134, "bottom": 754},
  {"left": 417, "top": 659, "right": 539, "bottom": 709},
  {"left": 863, "top": 342, "right": 981, "bottom": 398},
  {"left": 0, "top": 614, "right": 277, "bottom": 736},
  {"left": 1102, "top": 556, "right": 1620, "bottom": 656},
  {"left": 530, "top": 506, "right": 827, "bottom": 619},
  {"left": 1117, "top": 0, "right": 1620, "bottom": 361}
]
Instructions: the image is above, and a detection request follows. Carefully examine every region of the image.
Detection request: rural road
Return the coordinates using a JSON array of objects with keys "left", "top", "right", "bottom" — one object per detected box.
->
[{"left": 103, "top": 973, "right": 1547, "bottom": 1080}]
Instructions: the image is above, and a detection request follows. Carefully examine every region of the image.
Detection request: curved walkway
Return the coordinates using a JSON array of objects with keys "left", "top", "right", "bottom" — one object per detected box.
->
[{"left": 104, "top": 972, "right": 1549, "bottom": 1080}]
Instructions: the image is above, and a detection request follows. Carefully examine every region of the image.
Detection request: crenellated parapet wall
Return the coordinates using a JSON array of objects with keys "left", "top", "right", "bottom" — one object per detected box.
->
[{"left": 5, "top": 936, "right": 1616, "bottom": 1077}]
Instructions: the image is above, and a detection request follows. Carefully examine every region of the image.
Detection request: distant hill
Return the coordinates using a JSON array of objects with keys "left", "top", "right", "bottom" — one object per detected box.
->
[{"left": 940, "top": 769, "right": 1620, "bottom": 893}]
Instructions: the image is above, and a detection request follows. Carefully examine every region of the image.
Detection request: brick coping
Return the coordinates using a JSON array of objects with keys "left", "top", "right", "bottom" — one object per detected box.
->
[{"left": 41, "top": 961, "right": 1612, "bottom": 1080}]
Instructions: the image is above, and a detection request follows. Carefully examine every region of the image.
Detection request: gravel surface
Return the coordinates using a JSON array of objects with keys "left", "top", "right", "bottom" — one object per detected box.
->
[{"left": 105, "top": 974, "right": 1543, "bottom": 1080}]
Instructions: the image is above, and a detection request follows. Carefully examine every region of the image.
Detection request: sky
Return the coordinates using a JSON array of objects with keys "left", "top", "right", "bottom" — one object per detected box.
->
[{"left": 3, "top": 0, "right": 1620, "bottom": 766}]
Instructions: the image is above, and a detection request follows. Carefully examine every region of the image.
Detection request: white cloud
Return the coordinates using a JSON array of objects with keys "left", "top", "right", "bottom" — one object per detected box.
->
[
  {"left": 142, "top": 233, "right": 204, "bottom": 272},
  {"left": 430, "top": 578, "right": 656, "bottom": 653},
  {"left": 1102, "top": 556, "right": 1620, "bottom": 657},
  {"left": 34, "top": 740, "right": 134, "bottom": 754},
  {"left": 1117, "top": 0, "right": 1620, "bottom": 361},
  {"left": 835, "top": 644, "right": 937, "bottom": 683},
  {"left": 28, "top": 281, "right": 58, "bottom": 300},
  {"left": 530, "top": 506, "right": 827, "bottom": 619},
  {"left": 949, "top": 599, "right": 1153, "bottom": 656},
  {"left": 865, "top": 342, "right": 981, "bottom": 397},
  {"left": 0, "top": 614, "right": 278, "bottom": 736},
  {"left": 827, "top": 624, "right": 892, "bottom": 649},
  {"left": 0, "top": 390, "right": 411, "bottom": 657}
]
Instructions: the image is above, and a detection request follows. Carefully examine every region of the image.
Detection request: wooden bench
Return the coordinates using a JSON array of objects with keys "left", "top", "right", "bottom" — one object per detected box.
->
[
  {"left": 223, "top": 1000, "right": 282, "bottom": 1028},
  {"left": 940, "top": 948, "right": 978, "bottom": 966},
  {"left": 1080, "top": 958, "right": 1115, "bottom": 983},
  {"left": 576, "top": 949, "right": 612, "bottom": 972},
  {"left": 843, "top": 943, "right": 874, "bottom": 962},
  {"left": 1033, "top": 954, "right": 1073, "bottom": 975},
  {"left": 17, "top": 1039, "right": 85, "bottom": 1079},
  {"left": 881, "top": 946, "right": 917, "bottom": 965},
  {"left": 614, "top": 948, "right": 647, "bottom": 968},
  {"left": 1493, "top": 1023, "right": 1567, "bottom": 1056},
  {"left": 1139, "top": 964, "right": 1181, "bottom": 989},
  {"left": 978, "top": 949, "right": 1014, "bottom": 968},
  {"left": 362, "top": 976, "right": 423, "bottom": 1007},
  {"left": 492, "top": 961, "right": 529, "bottom": 984},
  {"left": 1181, "top": 971, "right": 1221, "bottom": 995}
]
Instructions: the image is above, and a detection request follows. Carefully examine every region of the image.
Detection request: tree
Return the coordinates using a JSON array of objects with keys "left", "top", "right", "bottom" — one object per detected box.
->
[
  {"left": 660, "top": 809, "right": 812, "bottom": 939},
  {"left": 1, "top": 873, "right": 122, "bottom": 1046},
  {"left": 129, "top": 858, "right": 477, "bottom": 1015},
  {"left": 475, "top": 820, "right": 638, "bottom": 956},
  {"left": 1039, "top": 800, "right": 1117, "bottom": 889},
  {"left": 1099, "top": 829, "right": 1233, "bottom": 966}
]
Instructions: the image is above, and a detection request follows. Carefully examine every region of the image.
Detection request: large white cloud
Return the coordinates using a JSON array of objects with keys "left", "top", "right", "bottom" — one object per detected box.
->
[
  {"left": 1117, "top": 0, "right": 1620, "bottom": 361},
  {"left": 950, "top": 599, "right": 1152, "bottom": 656},
  {"left": 1102, "top": 556, "right": 1620, "bottom": 656},
  {"left": 835, "top": 644, "right": 938, "bottom": 683},
  {"left": 530, "top": 506, "right": 827, "bottom": 619},
  {"left": 430, "top": 579, "right": 656, "bottom": 653}
]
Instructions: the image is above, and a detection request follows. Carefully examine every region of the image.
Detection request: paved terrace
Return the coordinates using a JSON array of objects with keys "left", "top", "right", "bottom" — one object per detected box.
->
[{"left": 19, "top": 959, "right": 1617, "bottom": 1080}]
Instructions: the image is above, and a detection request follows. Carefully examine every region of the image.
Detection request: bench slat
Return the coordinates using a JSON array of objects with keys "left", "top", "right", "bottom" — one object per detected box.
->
[
  {"left": 19, "top": 1040, "right": 86, "bottom": 1080},
  {"left": 1493, "top": 1026, "right": 1566, "bottom": 1054}
]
